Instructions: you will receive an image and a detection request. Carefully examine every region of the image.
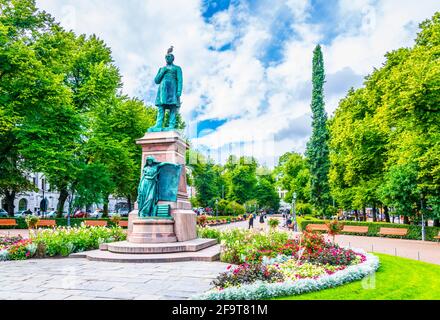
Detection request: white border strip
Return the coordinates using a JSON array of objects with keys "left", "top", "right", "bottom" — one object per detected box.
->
[{"left": 194, "top": 249, "right": 380, "bottom": 300}]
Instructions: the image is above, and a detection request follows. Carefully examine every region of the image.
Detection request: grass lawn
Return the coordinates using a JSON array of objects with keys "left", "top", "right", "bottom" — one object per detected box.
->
[{"left": 277, "top": 254, "right": 440, "bottom": 300}]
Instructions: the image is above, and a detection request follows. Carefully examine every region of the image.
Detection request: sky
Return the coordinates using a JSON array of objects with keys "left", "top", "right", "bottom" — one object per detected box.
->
[{"left": 36, "top": 0, "right": 440, "bottom": 167}]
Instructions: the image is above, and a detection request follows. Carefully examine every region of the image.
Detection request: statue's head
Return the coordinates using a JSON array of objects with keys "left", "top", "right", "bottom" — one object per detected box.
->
[
  {"left": 165, "top": 54, "right": 175, "bottom": 65},
  {"left": 145, "top": 156, "right": 157, "bottom": 166}
]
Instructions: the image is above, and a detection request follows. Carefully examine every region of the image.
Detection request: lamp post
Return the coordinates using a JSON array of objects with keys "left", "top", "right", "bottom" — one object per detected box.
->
[
  {"left": 41, "top": 179, "right": 46, "bottom": 218},
  {"left": 292, "top": 192, "right": 297, "bottom": 232},
  {"left": 215, "top": 199, "right": 218, "bottom": 219},
  {"left": 67, "top": 193, "right": 72, "bottom": 228}
]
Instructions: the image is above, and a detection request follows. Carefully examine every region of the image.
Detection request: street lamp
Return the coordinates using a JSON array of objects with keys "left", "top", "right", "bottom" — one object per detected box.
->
[
  {"left": 215, "top": 199, "right": 219, "bottom": 219},
  {"left": 292, "top": 192, "right": 298, "bottom": 232},
  {"left": 67, "top": 193, "right": 72, "bottom": 228}
]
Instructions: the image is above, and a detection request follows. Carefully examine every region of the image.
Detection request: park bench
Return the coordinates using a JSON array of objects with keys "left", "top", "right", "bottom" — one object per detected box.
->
[
  {"left": 84, "top": 220, "right": 108, "bottom": 227},
  {"left": 0, "top": 219, "right": 17, "bottom": 228},
  {"left": 342, "top": 225, "right": 369, "bottom": 234},
  {"left": 378, "top": 227, "right": 408, "bottom": 238},
  {"left": 434, "top": 231, "right": 440, "bottom": 242},
  {"left": 36, "top": 220, "right": 56, "bottom": 228},
  {"left": 306, "top": 224, "right": 329, "bottom": 232},
  {"left": 118, "top": 220, "right": 128, "bottom": 228}
]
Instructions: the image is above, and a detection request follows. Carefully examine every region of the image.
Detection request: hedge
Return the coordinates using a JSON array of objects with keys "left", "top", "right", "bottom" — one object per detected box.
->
[
  {"left": 0, "top": 218, "right": 128, "bottom": 229},
  {"left": 299, "top": 220, "right": 440, "bottom": 242}
]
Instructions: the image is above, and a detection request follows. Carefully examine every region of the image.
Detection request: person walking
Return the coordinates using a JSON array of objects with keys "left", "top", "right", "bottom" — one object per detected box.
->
[
  {"left": 248, "top": 213, "right": 254, "bottom": 229},
  {"left": 259, "top": 212, "right": 265, "bottom": 230}
]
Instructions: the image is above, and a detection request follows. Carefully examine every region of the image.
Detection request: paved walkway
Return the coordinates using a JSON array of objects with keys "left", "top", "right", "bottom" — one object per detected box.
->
[
  {"left": 0, "top": 258, "right": 228, "bottom": 300},
  {"left": 334, "top": 234, "right": 440, "bottom": 265},
  {"left": 0, "top": 229, "right": 29, "bottom": 238}
]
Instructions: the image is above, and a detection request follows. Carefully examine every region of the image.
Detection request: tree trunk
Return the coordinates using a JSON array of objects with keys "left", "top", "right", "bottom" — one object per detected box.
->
[
  {"left": 354, "top": 209, "right": 359, "bottom": 221},
  {"left": 127, "top": 195, "right": 132, "bottom": 212},
  {"left": 403, "top": 215, "right": 410, "bottom": 225},
  {"left": 57, "top": 188, "right": 69, "bottom": 218},
  {"left": 4, "top": 190, "right": 16, "bottom": 217},
  {"left": 102, "top": 195, "right": 109, "bottom": 218},
  {"left": 362, "top": 207, "right": 367, "bottom": 221},
  {"left": 372, "top": 206, "right": 377, "bottom": 222},
  {"left": 434, "top": 219, "right": 439, "bottom": 227},
  {"left": 384, "top": 206, "right": 390, "bottom": 223}
]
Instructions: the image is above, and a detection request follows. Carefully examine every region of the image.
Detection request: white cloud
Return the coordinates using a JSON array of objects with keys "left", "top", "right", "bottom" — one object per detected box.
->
[{"left": 36, "top": 0, "right": 440, "bottom": 167}]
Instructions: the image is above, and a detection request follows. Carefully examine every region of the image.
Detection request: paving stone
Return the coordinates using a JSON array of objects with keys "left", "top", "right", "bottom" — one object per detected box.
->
[
  {"left": 37, "top": 293, "right": 72, "bottom": 300},
  {"left": 78, "top": 290, "right": 136, "bottom": 300},
  {"left": 64, "top": 295, "right": 91, "bottom": 300}
]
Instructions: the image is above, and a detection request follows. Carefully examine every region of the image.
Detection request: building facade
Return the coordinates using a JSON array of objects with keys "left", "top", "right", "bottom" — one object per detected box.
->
[{"left": 0, "top": 173, "right": 128, "bottom": 214}]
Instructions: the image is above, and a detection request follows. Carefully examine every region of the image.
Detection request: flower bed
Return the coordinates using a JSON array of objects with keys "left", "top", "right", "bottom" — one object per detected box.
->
[
  {"left": 0, "top": 224, "right": 126, "bottom": 261},
  {"left": 195, "top": 249, "right": 379, "bottom": 300},
  {"left": 0, "top": 236, "right": 36, "bottom": 261},
  {"left": 197, "top": 215, "right": 245, "bottom": 227},
  {"left": 196, "top": 227, "right": 379, "bottom": 300}
]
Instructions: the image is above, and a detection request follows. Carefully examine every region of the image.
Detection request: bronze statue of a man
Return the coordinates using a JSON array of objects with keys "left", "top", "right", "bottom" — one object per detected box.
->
[{"left": 148, "top": 47, "right": 183, "bottom": 132}]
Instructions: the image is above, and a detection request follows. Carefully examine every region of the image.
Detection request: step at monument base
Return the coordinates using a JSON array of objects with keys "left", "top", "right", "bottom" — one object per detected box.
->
[
  {"left": 100, "top": 238, "right": 218, "bottom": 254},
  {"left": 69, "top": 238, "right": 220, "bottom": 263},
  {"left": 72, "top": 244, "right": 221, "bottom": 263}
]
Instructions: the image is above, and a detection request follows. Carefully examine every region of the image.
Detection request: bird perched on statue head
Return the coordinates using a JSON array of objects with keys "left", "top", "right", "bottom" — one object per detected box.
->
[{"left": 167, "top": 46, "right": 174, "bottom": 55}]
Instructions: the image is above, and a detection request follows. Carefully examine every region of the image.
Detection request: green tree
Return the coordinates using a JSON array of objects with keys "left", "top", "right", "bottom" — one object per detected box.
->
[
  {"left": 306, "top": 45, "right": 331, "bottom": 218},
  {"left": 226, "top": 157, "right": 258, "bottom": 205},
  {"left": 0, "top": 0, "right": 58, "bottom": 215},
  {"left": 255, "top": 177, "right": 280, "bottom": 212},
  {"left": 188, "top": 151, "right": 224, "bottom": 208},
  {"left": 329, "top": 12, "right": 440, "bottom": 224},
  {"left": 274, "top": 152, "right": 311, "bottom": 204},
  {"left": 84, "top": 97, "right": 155, "bottom": 215}
]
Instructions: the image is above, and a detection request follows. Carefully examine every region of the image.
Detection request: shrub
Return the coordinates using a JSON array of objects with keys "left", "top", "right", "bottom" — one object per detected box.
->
[
  {"left": 31, "top": 225, "right": 126, "bottom": 257},
  {"left": 25, "top": 215, "right": 39, "bottom": 229},
  {"left": 110, "top": 214, "right": 121, "bottom": 226},
  {"left": 217, "top": 199, "right": 230, "bottom": 215},
  {"left": 268, "top": 218, "right": 280, "bottom": 229},
  {"left": 197, "top": 226, "right": 221, "bottom": 242},
  {"left": 297, "top": 203, "right": 314, "bottom": 216},
  {"left": 225, "top": 201, "right": 245, "bottom": 216},
  {"left": 326, "top": 219, "right": 344, "bottom": 243}
]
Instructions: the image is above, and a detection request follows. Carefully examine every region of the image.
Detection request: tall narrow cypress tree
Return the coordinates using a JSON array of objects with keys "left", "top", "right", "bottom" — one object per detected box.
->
[{"left": 306, "top": 45, "right": 331, "bottom": 217}]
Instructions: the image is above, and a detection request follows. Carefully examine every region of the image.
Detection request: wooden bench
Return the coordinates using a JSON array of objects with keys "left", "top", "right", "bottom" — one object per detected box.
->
[
  {"left": 37, "top": 220, "right": 56, "bottom": 228},
  {"left": 306, "top": 224, "right": 329, "bottom": 232},
  {"left": 0, "top": 219, "right": 17, "bottom": 227},
  {"left": 342, "top": 225, "right": 369, "bottom": 234},
  {"left": 84, "top": 220, "right": 108, "bottom": 227},
  {"left": 379, "top": 227, "right": 408, "bottom": 238},
  {"left": 434, "top": 232, "right": 440, "bottom": 242},
  {"left": 118, "top": 220, "right": 128, "bottom": 228}
]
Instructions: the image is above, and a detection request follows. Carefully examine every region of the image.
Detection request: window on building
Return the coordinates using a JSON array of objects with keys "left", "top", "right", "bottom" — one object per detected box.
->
[{"left": 18, "top": 198, "right": 28, "bottom": 211}]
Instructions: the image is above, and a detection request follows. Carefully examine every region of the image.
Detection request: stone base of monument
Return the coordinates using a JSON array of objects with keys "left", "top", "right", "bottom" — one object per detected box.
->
[
  {"left": 128, "top": 219, "right": 177, "bottom": 244},
  {"left": 71, "top": 239, "right": 220, "bottom": 263}
]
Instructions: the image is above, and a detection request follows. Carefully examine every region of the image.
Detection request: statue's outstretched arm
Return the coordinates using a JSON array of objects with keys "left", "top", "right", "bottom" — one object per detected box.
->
[{"left": 155, "top": 67, "right": 166, "bottom": 84}]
